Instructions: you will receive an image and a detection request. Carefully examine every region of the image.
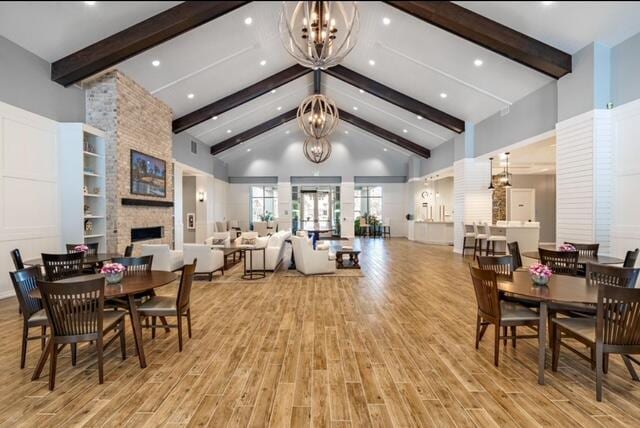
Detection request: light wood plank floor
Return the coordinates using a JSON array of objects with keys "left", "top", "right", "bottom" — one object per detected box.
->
[{"left": 1, "top": 238, "right": 639, "bottom": 427}]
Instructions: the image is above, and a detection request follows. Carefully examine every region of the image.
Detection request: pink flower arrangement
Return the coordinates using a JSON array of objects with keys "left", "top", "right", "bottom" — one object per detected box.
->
[
  {"left": 74, "top": 244, "right": 89, "bottom": 253},
  {"left": 100, "top": 263, "right": 126, "bottom": 275},
  {"left": 559, "top": 243, "right": 576, "bottom": 252},
  {"left": 529, "top": 263, "right": 552, "bottom": 279}
]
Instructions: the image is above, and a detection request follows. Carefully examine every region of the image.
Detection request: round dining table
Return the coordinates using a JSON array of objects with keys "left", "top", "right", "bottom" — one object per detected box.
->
[
  {"left": 521, "top": 245, "right": 624, "bottom": 265},
  {"left": 498, "top": 271, "right": 596, "bottom": 385},
  {"left": 29, "top": 270, "right": 178, "bottom": 377},
  {"left": 24, "top": 252, "right": 123, "bottom": 266}
]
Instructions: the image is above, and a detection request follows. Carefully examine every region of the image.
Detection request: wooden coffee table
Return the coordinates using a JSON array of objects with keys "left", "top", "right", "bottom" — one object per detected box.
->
[{"left": 324, "top": 241, "right": 361, "bottom": 269}]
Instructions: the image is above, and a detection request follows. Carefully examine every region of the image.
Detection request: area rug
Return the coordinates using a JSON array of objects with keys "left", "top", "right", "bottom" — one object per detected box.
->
[
  {"left": 280, "top": 268, "right": 364, "bottom": 278},
  {"left": 202, "top": 262, "right": 274, "bottom": 283}
]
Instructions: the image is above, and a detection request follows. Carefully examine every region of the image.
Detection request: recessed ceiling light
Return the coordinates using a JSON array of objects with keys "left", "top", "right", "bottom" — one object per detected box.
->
[
  {"left": 402, "top": 129, "right": 408, "bottom": 133},
  {"left": 260, "top": 60, "right": 267, "bottom": 66},
  {"left": 344, "top": 130, "right": 349, "bottom": 134},
  {"left": 368, "top": 59, "right": 376, "bottom": 66},
  {"left": 383, "top": 148, "right": 388, "bottom": 152},
  {"left": 226, "top": 129, "right": 232, "bottom": 134},
  {"left": 417, "top": 115, "right": 423, "bottom": 120},
  {"left": 244, "top": 17, "right": 253, "bottom": 25},
  {"left": 541, "top": 1, "right": 554, "bottom": 5},
  {"left": 84, "top": 1, "right": 96, "bottom": 5},
  {"left": 382, "top": 17, "right": 391, "bottom": 26},
  {"left": 247, "top": 148, "right": 252, "bottom": 152},
  {"left": 187, "top": 93, "right": 194, "bottom": 99},
  {"left": 151, "top": 60, "right": 160, "bottom": 67},
  {"left": 353, "top": 106, "right": 358, "bottom": 111},
  {"left": 440, "top": 93, "right": 448, "bottom": 98},
  {"left": 276, "top": 106, "right": 282, "bottom": 111},
  {"left": 285, "top": 130, "right": 290, "bottom": 134},
  {"left": 270, "top": 89, "right": 276, "bottom": 94},
  {"left": 359, "top": 89, "right": 365, "bottom": 94},
  {"left": 474, "top": 59, "right": 483, "bottom": 67},
  {"left": 212, "top": 116, "right": 218, "bottom": 120}
]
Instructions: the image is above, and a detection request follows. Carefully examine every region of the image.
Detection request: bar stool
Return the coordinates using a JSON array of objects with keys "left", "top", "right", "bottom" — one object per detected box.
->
[
  {"left": 486, "top": 226, "right": 508, "bottom": 255},
  {"left": 382, "top": 221, "right": 391, "bottom": 239},
  {"left": 473, "top": 223, "right": 488, "bottom": 259},
  {"left": 359, "top": 217, "right": 369, "bottom": 237},
  {"left": 462, "top": 223, "right": 476, "bottom": 256}
]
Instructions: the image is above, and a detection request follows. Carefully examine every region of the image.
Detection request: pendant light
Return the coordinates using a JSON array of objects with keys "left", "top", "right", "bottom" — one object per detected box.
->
[
  {"left": 488, "top": 157, "right": 495, "bottom": 190},
  {"left": 503, "top": 152, "right": 512, "bottom": 188}
]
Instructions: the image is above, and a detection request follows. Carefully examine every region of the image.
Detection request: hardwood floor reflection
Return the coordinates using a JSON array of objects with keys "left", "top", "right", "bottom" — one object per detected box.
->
[{"left": 0, "top": 238, "right": 639, "bottom": 426}]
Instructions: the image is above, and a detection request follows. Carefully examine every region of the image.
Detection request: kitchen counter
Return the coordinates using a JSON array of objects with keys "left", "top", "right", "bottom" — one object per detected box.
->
[{"left": 408, "top": 221, "right": 454, "bottom": 246}]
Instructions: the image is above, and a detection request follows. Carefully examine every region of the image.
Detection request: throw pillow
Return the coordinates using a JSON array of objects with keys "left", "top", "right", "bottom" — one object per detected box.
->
[
  {"left": 211, "top": 238, "right": 226, "bottom": 245},
  {"left": 241, "top": 237, "right": 256, "bottom": 246}
]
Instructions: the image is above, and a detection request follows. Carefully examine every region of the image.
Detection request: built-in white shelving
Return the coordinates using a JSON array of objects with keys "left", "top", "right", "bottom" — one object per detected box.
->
[{"left": 59, "top": 123, "right": 107, "bottom": 251}]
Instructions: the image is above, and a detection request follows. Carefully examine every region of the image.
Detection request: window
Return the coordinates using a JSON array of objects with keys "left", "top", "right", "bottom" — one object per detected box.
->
[
  {"left": 251, "top": 185, "right": 278, "bottom": 222},
  {"left": 354, "top": 186, "right": 383, "bottom": 220}
]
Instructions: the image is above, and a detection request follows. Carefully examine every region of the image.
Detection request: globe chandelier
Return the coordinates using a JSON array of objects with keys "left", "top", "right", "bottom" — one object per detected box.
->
[
  {"left": 296, "top": 93, "right": 339, "bottom": 139},
  {"left": 279, "top": 1, "right": 359, "bottom": 69},
  {"left": 303, "top": 136, "right": 332, "bottom": 163}
]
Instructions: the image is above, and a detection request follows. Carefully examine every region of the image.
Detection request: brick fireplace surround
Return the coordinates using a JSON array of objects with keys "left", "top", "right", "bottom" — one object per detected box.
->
[{"left": 85, "top": 71, "right": 174, "bottom": 254}]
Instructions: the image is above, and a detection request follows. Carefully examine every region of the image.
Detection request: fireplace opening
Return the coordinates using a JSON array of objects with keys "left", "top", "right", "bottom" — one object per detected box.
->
[{"left": 131, "top": 226, "right": 164, "bottom": 242}]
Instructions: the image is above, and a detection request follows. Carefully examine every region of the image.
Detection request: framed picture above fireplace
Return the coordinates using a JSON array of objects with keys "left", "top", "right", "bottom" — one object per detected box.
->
[{"left": 130, "top": 150, "right": 166, "bottom": 197}]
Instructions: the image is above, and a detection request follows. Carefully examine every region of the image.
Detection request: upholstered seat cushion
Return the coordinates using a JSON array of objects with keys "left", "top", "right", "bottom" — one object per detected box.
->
[
  {"left": 27, "top": 309, "right": 48, "bottom": 326},
  {"left": 500, "top": 301, "right": 539, "bottom": 322},
  {"left": 552, "top": 317, "right": 596, "bottom": 342},
  {"left": 137, "top": 296, "right": 177, "bottom": 316},
  {"left": 488, "top": 236, "right": 508, "bottom": 241}
]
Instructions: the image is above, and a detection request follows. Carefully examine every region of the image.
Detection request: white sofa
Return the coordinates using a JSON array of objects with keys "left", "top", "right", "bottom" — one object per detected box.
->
[
  {"left": 290, "top": 235, "right": 336, "bottom": 275},
  {"left": 205, "top": 231, "right": 231, "bottom": 248},
  {"left": 183, "top": 244, "right": 224, "bottom": 280},
  {"left": 234, "top": 231, "right": 261, "bottom": 247},
  {"left": 140, "top": 244, "right": 184, "bottom": 272},
  {"left": 242, "top": 230, "right": 292, "bottom": 271}
]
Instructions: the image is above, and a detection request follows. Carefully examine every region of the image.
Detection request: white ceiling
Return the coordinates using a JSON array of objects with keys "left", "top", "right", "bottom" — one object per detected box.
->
[
  {"left": 456, "top": 1, "right": 640, "bottom": 54},
  {"left": 493, "top": 136, "right": 556, "bottom": 175},
  {"left": 0, "top": 1, "right": 638, "bottom": 158}
]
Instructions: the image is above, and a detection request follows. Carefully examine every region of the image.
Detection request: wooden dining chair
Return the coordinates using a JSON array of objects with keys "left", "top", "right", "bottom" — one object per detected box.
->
[
  {"left": 565, "top": 242, "right": 599, "bottom": 275},
  {"left": 37, "top": 276, "right": 126, "bottom": 390},
  {"left": 539, "top": 248, "right": 579, "bottom": 276},
  {"left": 10, "top": 248, "right": 26, "bottom": 271},
  {"left": 66, "top": 242, "right": 99, "bottom": 256},
  {"left": 42, "top": 252, "right": 85, "bottom": 281},
  {"left": 552, "top": 284, "right": 640, "bottom": 401},
  {"left": 507, "top": 241, "right": 523, "bottom": 271},
  {"left": 476, "top": 255, "right": 514, "bottom": 280},
  {"left": 9, "top": 267, "right": 48, "bottom": 369},
  {"left": 138, "top": 261, "right": 197, "bottom": 352},
  {"left": 111, "top": 255, "right": 153, "bottom": 274},
  {"left": 468, "top": 266, "right": 539, "bottom": 366},
  {"left": 623, "top": 248, "right": 639, "bottom": 268},
  {"left": 124, "top": 245, "right": 134, "bottom": 257}
]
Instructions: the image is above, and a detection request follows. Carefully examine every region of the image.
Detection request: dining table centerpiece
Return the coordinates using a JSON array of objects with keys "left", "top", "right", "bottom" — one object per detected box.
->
[
  {"left": 74, "top": 244, "right": 89, "bottom": 253},
  {"left": 100, "top": 262, "right": 126, "bottom": 284},
  {"left": 528, "top": 263, "right": 552, "bottom": 286},
  {"left": 559, "top": 243, "right": 576, "bottom": 252}
]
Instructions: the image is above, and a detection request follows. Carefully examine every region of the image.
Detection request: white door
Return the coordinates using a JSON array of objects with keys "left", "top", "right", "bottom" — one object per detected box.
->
[{"left": 507, "top": 188, "right": 536, "bottom": 222}]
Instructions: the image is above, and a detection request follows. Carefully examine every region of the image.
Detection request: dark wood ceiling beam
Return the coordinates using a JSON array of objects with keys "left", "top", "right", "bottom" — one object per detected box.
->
[
  {"left": 51, "top": 1, "right": 250, "bottom": 86},
  {"left": 385, "top": 1, "right": 571, "bottom": 79},
  {"left": 324, "top": 65, "right": 464, "bottom": 133},
  {"left": 339, "top": 109, "right": 430, "bottom": 158},
  {"left": 210, "top": 108, "right": 297, "bottom": 156},
  {"left": 173, "top": 64, "right": 310, "bottom": 133}
]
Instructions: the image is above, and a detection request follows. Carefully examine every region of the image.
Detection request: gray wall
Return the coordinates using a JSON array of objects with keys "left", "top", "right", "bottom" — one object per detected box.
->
[
  {"left": 420, "top": 139, "right": 454, "bottom": 175},
  {"left": 612, "top": 31, "right": 640, "bottom": 108},
  {"left": 475, "top": 81, "right": 557, "bottom": 157},
  {"left": 213, "top": 157, "right": 229, "bottom": 182},
  {"left": 182, "top": 176, "right": 196, "bottom": 243},
  {"left": 173, "top": 132, "right": 214, "bottom": 175},
  {"left": 0, "top": 35, "right": 84, "bottom": 122},
  {"left": 510, "top": 174, "right": 556, "bottom": 243}
]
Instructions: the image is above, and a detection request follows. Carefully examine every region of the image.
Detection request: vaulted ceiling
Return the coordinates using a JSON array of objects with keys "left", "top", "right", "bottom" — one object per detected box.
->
[{"left": 1, "top": 1, "right": 639, "bottom": 159}]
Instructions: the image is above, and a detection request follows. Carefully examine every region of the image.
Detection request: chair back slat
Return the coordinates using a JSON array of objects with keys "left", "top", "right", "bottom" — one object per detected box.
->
[
  {"left": 539, "top": 248, "right": 579, "bottom": 276},
  {"left": 111, "top": 256, "right": 153, "bottom": 275},
  {"left": 586, "top": 263, "right": 640, "bottom": 289},
  {"left": 10, "top": 248, "right": 25, "bottom": 270},
  {"left": 477, "top": 255, "right": 514, "bottom": 281},
  {"left": 597, "top": 285, "right": 640, "bottom": 346},
  {"left": 10, "top": 267, "right": 42, "bottom": 319},
  {"left": 42, "top": 252, "right": 85, "bottom": 281},
  {"left": 177, "top": 260, "right": 197, "bottom": 311},
  {"left": 469, "top": 266, "right": 501, "bottom": 321},
  {"left": 565, "top": 242, "right": 599, "bottom": 258},
  {"left": 66, "top": 243, "right": 99, "bottom": 256},
  {"left": 38, "top": 277, "right": 104, "bottom": 338},
  {"left": 507, "top": 241, "right": 523, "bottom": 270},
  {"left": 624, "top": 248, "right": 639, "bottom": 268}
]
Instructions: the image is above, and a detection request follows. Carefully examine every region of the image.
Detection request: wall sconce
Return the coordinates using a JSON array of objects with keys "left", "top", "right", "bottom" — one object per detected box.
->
[{"left": 197, "top": 191, "right": 206, "bottom": 202}]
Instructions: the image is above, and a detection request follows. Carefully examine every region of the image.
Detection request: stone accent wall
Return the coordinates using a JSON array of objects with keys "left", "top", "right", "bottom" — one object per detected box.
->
[
  {"left": 491, "top": 175, "right": 507, "bottom": 223},
  {"left": 85, "top": 71, "right": 174, "bottom": 254}
]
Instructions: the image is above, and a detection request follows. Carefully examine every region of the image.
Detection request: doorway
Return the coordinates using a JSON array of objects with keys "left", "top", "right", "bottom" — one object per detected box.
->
[{"left": 292, "top": 186, "right": 340, "bottom": 236}]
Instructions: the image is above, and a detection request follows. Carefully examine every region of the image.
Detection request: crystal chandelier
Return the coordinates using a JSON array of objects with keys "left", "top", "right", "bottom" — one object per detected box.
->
[
  {"left": 279, "top": 1, "right": 359, "bottom": 69},
  {"left": 303, "top": 136, "right": 332, "bottom": 163},
  {"left": 297, "top": 93, "right": 339, "bottom": 138}
]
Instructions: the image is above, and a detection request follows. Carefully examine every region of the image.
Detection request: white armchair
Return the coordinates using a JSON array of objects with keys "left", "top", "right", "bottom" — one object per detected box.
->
[
  {"left": 205, "top": 231, "right": 231, "bottom": 248},
  {"left": 140, "top": 244, "right": 183, "bottom": 272},
  {"left": 290, "top": 236, "right": 336, "bottom": 275},
  {"left": 183, "top": 244, "right": 224, "bottom": 280}
]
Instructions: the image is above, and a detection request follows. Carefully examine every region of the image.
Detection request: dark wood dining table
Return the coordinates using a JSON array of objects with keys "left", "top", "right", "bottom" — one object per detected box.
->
[
  {"left": 29, "top": 270, "right": 178, "bottom": 376},
  {"left": 24, "top": 252, "right": 122, "bottom": 266},
  {"left": 498, "top": 271, "right": 596, "bottom": 385},
  {"left": 521, "top": 245, "right": 624, "bottom": 265}
]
